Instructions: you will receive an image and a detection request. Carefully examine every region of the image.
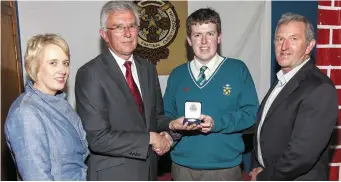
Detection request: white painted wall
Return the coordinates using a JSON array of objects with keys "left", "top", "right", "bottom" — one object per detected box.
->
[{"left": 17, "top": 1, "right": 271, "bottom": 107}]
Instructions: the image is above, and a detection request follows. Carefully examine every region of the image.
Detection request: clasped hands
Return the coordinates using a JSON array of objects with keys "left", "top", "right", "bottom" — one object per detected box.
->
[
  {"left": 169, "top": 115, "right": 214, "bottom": 133},
  {"left": 150, "top": 114, "right": 214, "bottom": 156},
  {"left": 149, "top": 131, "right": 173, "bottom": 156}
]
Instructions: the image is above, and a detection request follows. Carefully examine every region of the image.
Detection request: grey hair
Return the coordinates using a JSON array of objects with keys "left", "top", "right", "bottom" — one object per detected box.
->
[
  {"left": 100, "top": 1, "right": 140, "bottom": 30},
  {"left": 275, "top": 12, "right": 315, "bottom": 44}
]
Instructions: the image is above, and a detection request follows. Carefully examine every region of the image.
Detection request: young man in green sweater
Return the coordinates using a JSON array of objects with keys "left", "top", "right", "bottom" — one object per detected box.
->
[{"left": 163, "top": 8, "right": 259, "bottom": 180}]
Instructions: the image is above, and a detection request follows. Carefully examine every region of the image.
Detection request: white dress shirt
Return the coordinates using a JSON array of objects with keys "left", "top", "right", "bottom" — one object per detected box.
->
[
  {"left": 109, "top": 49, "right": 143, "bottom": 99},
  {"left": 257, "top": 58, "right": 310, "bottom": 167},
  {"left": 190, "top": 54, "right": 224, "bottom": 81}
]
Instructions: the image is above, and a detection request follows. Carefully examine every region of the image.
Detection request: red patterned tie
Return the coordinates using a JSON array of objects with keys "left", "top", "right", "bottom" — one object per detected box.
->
[{"left": 124, "top": 61, "right": 145, "bottom": 117}]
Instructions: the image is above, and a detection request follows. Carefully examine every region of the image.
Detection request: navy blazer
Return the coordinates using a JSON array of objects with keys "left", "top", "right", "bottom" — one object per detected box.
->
[{"left": 252, "top": 60, "right": 338, "bottom": 180}]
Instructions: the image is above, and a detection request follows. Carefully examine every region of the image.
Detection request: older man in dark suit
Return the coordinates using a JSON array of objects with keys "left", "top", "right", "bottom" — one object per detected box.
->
[
  {"left": 75, "top": 1, "right": 197, "bottom": 180},
  {"left": 250, "top": 12, "right": 338, "bottom": 181}
]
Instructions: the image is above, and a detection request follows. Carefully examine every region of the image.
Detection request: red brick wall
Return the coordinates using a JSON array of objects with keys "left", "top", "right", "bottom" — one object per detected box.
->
[{"left": 317, "top": 0, "right": 341, "bottom": 180}]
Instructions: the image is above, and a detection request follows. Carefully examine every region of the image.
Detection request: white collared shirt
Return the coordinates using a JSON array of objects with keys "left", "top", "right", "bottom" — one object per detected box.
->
[
  {"left": 257, "top": 58, "right": 310, "bottom": 167},
  {"left": 109, "top": 49, "right": 143, "bottom": 99},
  {"left": 190, "top": 54, "right": 224, "bottom": 81}
]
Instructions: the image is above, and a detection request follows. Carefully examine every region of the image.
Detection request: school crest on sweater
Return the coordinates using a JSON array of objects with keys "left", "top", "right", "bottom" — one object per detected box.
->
[{"left": 223, "top": 84, "right": 232, "bottom": 96}]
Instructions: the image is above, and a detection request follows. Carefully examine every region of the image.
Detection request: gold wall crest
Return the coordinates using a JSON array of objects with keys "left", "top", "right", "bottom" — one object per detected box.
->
[{"left": 134, "top": 0, "right": 180, "bottom": 65}]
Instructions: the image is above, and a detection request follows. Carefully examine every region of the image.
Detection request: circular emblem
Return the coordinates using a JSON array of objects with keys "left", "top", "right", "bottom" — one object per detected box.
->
[
  {"left": 134, "top": 0, "right": 180, "bottom": 64},
  {"left": 189, "top": 104, "right": 197, "bottom": 112}
]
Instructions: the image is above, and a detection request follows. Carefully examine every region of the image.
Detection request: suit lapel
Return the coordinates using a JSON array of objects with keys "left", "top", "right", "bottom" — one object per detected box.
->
[
  {"left": 102, "top": 51, "right": 146, "bottom": 125},
  {"left": 134, "top": 56, "right": 150, "bottom": 129},
  {"left": 257, "top": 80, "right": 278, "bottom": 122},
  {"left": 102, "top": 51, "right": 131, "bottom": 94},
  {"left": 254, "top": 79, "right": 280, "bottom": 154},
  {"left": 264, "top": 79, "right": 299, "bottom": 121},
  {"left": 264, "top": 60, "right": 314, "bottom": 121}
]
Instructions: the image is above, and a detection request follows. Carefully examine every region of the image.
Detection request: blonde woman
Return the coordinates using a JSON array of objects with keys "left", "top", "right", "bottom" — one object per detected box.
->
[{"left": 5, "top": 34, "right": 89, "bottom": 180}]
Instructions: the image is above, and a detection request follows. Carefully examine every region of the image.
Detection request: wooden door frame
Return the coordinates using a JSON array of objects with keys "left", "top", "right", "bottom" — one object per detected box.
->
[{"left": 1, "top": 1, "right": 24, "bottom": 180}]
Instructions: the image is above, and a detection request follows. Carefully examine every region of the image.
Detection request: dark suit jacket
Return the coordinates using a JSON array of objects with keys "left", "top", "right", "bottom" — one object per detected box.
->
[
  {"left": 75, "top": 50, "right": 171, "bottom": 180},
  {"left": 252, "top": 60, "right": 338, "bottom": 180}
]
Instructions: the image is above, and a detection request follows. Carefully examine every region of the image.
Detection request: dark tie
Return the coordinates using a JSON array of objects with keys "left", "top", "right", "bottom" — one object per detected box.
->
[
  {"left": 197, "top": 66, "right": 208, "bottom": 86},
  {"left": 124, "top": 61, "right": 145, "bottom": 117}
]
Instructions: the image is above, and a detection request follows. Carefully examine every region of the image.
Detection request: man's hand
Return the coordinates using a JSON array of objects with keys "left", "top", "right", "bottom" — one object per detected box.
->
[
  {"left": 169, "top": 117, "right": 201, "bottom": 131},
  {"left": 249, "top": 167, "right": 263, "bottom": 181},
  {"left": 149, "top": 132, "right": 172, "bottom": 156},
  {"left": 159, "top": 131, "right": 173, "bottom": 144},
  {"left": 199, "top": 114, "right": 214, "bottom": 133}
]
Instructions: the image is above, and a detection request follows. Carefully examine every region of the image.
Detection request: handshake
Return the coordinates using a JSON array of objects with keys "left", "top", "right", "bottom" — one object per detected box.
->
[
  {"left": 149, "top": 131, "right": 174, "bottom": 156},
  {"left": 149, "top": 115, "right": 214, "bottom": 156}
]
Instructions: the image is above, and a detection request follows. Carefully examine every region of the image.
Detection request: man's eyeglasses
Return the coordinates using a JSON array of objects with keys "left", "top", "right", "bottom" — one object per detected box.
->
[{"left": 106, "top": 24, "right": 139, "bottom": 33}]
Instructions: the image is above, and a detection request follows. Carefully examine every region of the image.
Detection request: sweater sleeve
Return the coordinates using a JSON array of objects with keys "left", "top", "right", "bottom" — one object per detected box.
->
[{"left": 212, "top": 62, "right": 259, "bottom": 134}]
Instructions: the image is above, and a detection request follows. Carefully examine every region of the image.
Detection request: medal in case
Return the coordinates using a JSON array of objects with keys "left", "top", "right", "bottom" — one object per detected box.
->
[{"left": 184, "top": 101, "right": 201, "bottom": 125}]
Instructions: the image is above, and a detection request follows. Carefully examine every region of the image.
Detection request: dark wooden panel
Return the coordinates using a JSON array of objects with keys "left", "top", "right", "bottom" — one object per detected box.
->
[
  {"left": 1, "top": 5, "right": 12, "bottom": 16},
  {"left": 1, "top": 1, "right": 23, "bottom": 180},
  {"left": 1, "top": 1, "right": 11, "bottom": 6}
]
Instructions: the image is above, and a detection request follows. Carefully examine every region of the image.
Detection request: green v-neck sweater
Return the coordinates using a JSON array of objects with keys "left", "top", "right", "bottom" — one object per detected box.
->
[{"left": 163, "top": 57, "right": 259, "bottom": 169}]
